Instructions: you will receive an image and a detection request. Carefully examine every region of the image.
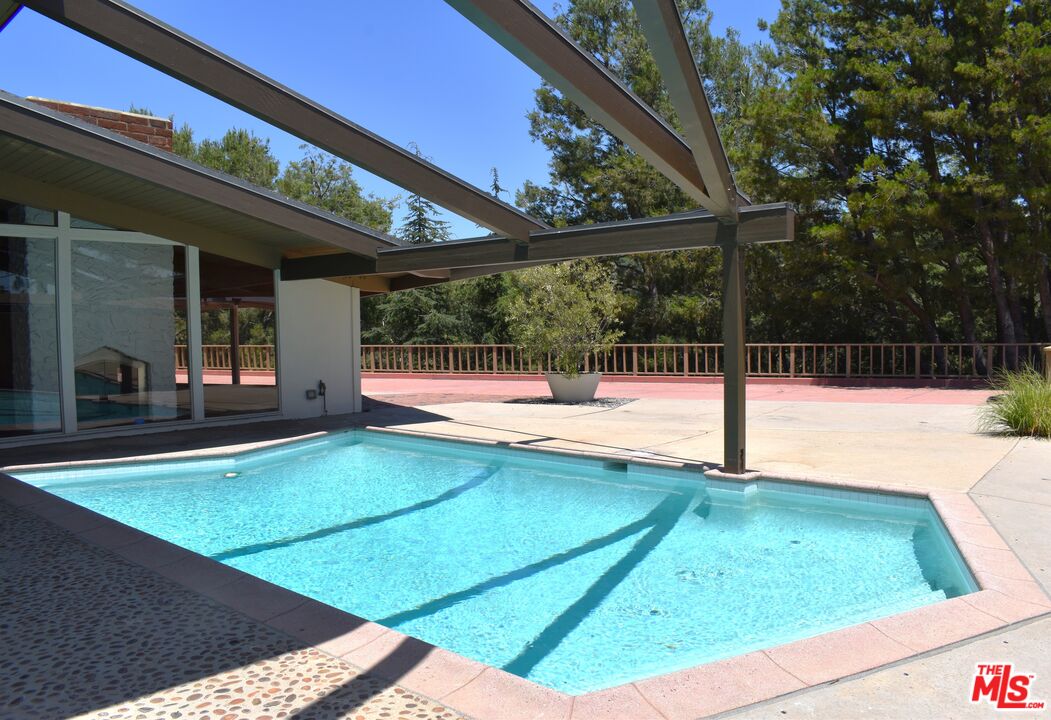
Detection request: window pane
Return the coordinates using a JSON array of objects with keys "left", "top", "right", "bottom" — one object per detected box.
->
[
  {"left": 0, "top": 199, "right": 57, "bottom": 227},
  {"left": 199, "top": 252, "right": 278, "bottom": 417},
  {"left": 0, "top": 237, "right": 60, "bottom": 436},
  {"left": 71, "top": 241, "right": 190, "bottom": 429}
]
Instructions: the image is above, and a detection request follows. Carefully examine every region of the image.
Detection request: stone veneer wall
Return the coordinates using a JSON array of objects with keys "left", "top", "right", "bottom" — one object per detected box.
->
[{"left": 26, "top": 97, "right": 174, "bottom": 152}]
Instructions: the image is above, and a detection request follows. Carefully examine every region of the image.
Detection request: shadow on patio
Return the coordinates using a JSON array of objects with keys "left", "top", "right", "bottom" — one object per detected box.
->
[{"left": 0, "top": 499, "right": 457, "bottom": 719}]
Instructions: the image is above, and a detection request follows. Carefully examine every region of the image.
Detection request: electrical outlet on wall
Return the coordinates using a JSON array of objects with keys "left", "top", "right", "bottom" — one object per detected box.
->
[{"left": 305, "top": 389, "right": 318, "bottom": 400}]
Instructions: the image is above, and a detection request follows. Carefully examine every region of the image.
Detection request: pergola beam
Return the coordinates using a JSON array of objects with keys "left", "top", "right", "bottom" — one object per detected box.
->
[
  {"left": 445, "top": 0, "right": 714, "bottom": 208},
  {"left": 20, "top": 0, "right": 549, "bottom": 241},
  {"left": 0, "top": 1, "right": 20, "bottom": 31},
  {"left": 281, "top": 203, "right": 793, "bottom": 280},
  {"left": 632, "top": 0, "right": 738, "bottom": 219}
]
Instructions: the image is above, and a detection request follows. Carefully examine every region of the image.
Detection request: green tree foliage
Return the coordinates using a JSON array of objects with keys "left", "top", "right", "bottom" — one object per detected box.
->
[
  {"left": 364, "top": 143, "right": 462, "bottom": 341},
  {"left": 397, "top": 143, "right": 452, "bottom": 245},
  {"left": 505, "top": 259, "right": 623, "bottom": 376},
  {"left": 489, "top": 167, "right": 506, "bottom": 199},
  {"left": 277, "top": 145, "right": 396, "bottom": 230},
  {"left": 738, "top": 0, "right": 1051, "bottom": 352},
  {"left": 515, "top": 0, "right": 878, "bottom": 343},
  {"left": 518, "top": 0, "right": 1050, "bottom": 350},
  {"left": 153, "top": 0, "right": 1051, "bottom": 351},
  {"left": 171, "top": 124, "right": 395, "bottom": 345},
  {"left": 182, "top": 128, "right": 281, "bottom": 188}
]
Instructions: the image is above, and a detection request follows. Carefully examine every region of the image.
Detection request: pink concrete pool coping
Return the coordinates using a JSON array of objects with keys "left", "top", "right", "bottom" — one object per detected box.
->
[{"left": 2, "top": 427, "right": 1049, "bottom": 720}]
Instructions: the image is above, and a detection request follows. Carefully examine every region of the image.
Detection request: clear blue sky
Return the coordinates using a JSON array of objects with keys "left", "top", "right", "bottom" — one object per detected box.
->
[{"left": 0, "top": 0, "right": 780, "bottom": 238}]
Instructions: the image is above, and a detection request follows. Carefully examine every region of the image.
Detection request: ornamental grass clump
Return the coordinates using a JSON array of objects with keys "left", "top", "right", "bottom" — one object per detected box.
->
[
  {"left": 505, "top": 259, "right": 623, "bottom": 378},
  {"left": 978, "top": 367, "right": 1051, "bottom": 439}
]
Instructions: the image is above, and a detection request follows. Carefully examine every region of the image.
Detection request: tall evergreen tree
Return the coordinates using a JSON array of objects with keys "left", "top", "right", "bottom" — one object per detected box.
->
[
  {"left": 397, "top": 143, "right": 452, "bottom": 245},
  {"left": 489, "top": 167, "right": 506, "bottom": 199},
  {"left": 739, "top": 0, "right": 1050, "bottom": 353}
]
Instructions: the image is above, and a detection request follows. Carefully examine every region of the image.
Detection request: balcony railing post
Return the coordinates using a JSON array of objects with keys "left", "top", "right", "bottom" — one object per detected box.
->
[{"left": 846, "top": 344, "right": 852, "bottom": 378}]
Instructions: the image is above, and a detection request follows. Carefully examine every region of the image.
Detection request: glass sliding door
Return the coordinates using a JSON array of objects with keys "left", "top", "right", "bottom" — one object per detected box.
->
[
  {"left": 0, "top": 204, "right": 285, "bottom": 446},
  {"left": 199, "top": 251, "right": 278, "bottom": 417},
  {"left": 0, "top": 236, "right": 61, "bottom": 437},
  {"left": 70, "top": 241, "right": 190, "bottom": 429}
]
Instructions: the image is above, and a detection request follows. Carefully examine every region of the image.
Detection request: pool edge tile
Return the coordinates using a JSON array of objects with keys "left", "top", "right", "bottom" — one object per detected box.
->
[
  {"left": 570, "top": 684, "right": 665, "bottom": 720},
  {"left": 111, "top": 534, "right": 192, "bottom": 569},
  {"left": 941, "top": 518, "right": 1012, "bottom": 551},
  {"left": 441, "top": 666, "right": 573, "bottom": 720},
  {"left": 76, "top": 519, "right": 150, "bottom": 550},
  {"left": 0, "top": 431, "right": 334, "bottom": 472},
  {"left": 974, "top": 572, "right": 1051, "bottom": 608},
  {"left": 632, "top": 650, "right": 806, "bottom": 720},
  {"left": 152, "top": 552, "right": 251, "bottom": 593},
  {"left": 266, "top": 600, "right": 389, "bottom": 657},
  {"left": 961, "top": 589, "right": 1051, "bottom": 624},
  {"left": 956, "top": 541, "right": 1033, "bottom": 581},
  {"left": 761, "top": 622, "right": 915, "bottom": 686},
  {"left": 869, "top": 596, "right": 1006, "bottom": 653},
  {"left": 0, "top": 472, "right": 54, "bottom": 506},
  {"left": 340, "top": 631, "right": 490, "bottom": 700},
  {"left": 200, "top": 572, "right": 312, "bottom": 623}
]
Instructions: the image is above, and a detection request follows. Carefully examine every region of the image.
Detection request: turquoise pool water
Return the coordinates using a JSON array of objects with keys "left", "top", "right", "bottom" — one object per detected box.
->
[{"left": 13, "top": 431, "right": 976, "bottom": 694}]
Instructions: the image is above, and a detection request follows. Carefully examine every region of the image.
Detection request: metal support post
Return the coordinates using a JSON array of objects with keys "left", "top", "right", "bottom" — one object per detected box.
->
[{"left": 721, "top": 224, "right": 746, "bottom": 473}]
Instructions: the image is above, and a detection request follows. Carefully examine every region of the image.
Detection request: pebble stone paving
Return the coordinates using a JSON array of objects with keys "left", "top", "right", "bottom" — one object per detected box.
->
[{"left": 0, "top": 501, "right": 465, "bottom": 720}]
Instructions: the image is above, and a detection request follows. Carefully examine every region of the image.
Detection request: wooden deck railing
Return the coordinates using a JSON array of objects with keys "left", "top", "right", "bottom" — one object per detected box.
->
[
  {"left": 174, "top": 345, "right": 276, "bottom": 371},
  {"left": 359, "top": 343, "right": 1048, "bottom": 379},
  {"left": 174, "top": 343, "right": 1047, "bottom": 379}
]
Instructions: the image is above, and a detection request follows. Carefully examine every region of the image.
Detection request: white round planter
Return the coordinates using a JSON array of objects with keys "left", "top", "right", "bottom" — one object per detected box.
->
[{"left": 544, "top": 372, "right": 602, "bottom": 402}]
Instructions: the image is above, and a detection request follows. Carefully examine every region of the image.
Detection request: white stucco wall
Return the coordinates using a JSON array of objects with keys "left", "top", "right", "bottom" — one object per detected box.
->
[{"left": 276, "top": 277, "right": 362, "bottom": 418}]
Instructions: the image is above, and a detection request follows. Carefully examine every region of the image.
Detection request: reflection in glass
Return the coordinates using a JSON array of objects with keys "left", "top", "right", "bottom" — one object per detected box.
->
[
  {"left": 70, "top": 217, "right": 121, "bottom": 230},
  {"left": 71, "top": 242, "right": 190, "bottom": 429},
  {"left": 199, "top": 252, "right": 278, "bottom": 417},
  {"left": 0, "top": 237, "right": 60, "bottom": 436},
  {"left": 0, "top": 199, "right": 56, "bottom": 226}
]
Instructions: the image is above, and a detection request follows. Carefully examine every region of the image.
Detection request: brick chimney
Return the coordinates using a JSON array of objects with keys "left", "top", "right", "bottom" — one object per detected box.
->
[{"left": 27, "top": 97, "right": 174, "bottom": 152}]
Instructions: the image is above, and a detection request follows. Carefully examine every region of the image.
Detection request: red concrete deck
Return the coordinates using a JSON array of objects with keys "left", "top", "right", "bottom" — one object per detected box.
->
[{"left": 362, "top": 376, "right": 995, "bottom": 406}]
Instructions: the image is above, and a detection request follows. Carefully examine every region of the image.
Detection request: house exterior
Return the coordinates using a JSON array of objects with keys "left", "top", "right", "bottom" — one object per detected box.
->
[
  {"left": 0, "top": 0, "right": 793, "bottom": 471},
  {"left": 0, "top": 99, "right": 364, "bottom": 445}
]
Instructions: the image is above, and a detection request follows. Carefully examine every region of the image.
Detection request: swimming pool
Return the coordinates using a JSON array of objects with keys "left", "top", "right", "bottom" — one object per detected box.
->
[{"left": 12, "top": 430, "right": 977, "bottom": 694}]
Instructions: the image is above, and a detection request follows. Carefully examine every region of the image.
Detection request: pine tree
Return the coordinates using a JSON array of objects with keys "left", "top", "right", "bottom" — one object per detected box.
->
[
  {"left": 489, "top": 167, "right": 505, "bottom": 199},
  {"left": 397, "top": 143, "right": 452, "bottom": 245}
]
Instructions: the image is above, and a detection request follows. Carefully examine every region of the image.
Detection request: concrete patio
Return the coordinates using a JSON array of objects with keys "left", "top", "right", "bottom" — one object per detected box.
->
[{"left": 2, "top": 379, "right": 1049, "bottom": 718}]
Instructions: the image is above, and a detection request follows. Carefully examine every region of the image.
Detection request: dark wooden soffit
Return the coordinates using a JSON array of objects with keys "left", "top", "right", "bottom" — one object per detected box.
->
[
  {"left": 632, "top": 0, "right": 738, "bottom": 219},
  {"left": 21, "top": 0, "right": 549, "bottom": 241},
  {"left": 0, "top": 91, "right": 399, "bottom": 260},
  {"left": 445, "top": 0, "right": 726, "bottom": 213},
  {"left": 282, "top": 203, "right": 794, "bottom": 281}
]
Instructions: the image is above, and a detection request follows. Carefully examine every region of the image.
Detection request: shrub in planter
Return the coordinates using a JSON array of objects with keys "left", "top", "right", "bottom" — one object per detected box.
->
[{"left": 505, "top": 259, "right": 623, "bottom": 389}]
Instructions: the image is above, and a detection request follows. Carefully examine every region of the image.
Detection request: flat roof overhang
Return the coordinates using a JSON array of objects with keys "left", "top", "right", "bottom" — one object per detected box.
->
[{"left": 0, "top": 91, "right": 401, "bottom": 268}]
